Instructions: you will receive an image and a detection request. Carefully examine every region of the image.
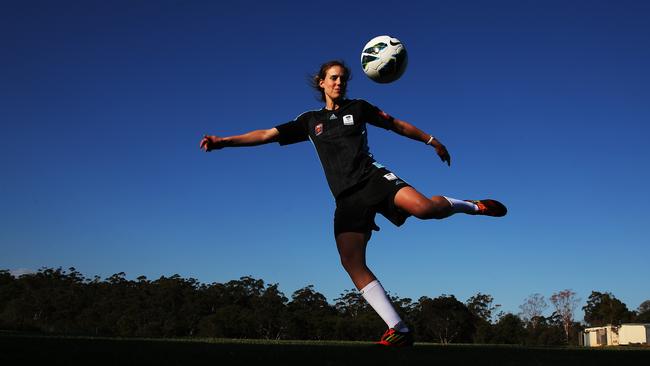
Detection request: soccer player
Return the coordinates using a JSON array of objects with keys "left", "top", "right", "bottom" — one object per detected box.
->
[{"left": 199, "top": 60, "right": 506, "bottom": 347}]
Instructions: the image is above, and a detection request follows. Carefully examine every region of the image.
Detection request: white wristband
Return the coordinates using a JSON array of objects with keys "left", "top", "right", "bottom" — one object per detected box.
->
[{"left": 426, "top": 135, "right": 434, "bottom": 145}]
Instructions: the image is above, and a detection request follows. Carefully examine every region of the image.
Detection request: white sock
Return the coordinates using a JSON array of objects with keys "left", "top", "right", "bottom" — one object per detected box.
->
[
  {"left": 443, "top": 196, "right": 478, "bottom": 214},
  {"left": 360, "top": 280, "right": 409, "bottom": 332}
]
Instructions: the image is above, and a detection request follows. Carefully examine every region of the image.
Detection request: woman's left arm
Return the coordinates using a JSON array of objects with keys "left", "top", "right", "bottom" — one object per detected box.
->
[{"left": 391, "top": 118, "right": 451, "bottom": 166}]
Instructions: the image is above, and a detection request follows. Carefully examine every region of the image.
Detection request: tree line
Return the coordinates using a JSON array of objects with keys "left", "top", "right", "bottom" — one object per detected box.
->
[{"left": 1, "top": 268, "right": 648, "bottom": 345}]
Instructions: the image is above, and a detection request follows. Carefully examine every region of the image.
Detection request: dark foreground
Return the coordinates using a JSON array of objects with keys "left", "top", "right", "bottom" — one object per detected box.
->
[{"left": 1, "top": 333, "right": 648, "bottom": 366}]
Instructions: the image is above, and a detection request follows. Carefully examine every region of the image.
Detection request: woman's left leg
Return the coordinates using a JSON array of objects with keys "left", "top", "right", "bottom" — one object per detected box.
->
[
  {"left": 393, "top": 186, "right": 454, "bottom": 219},
  {"left": 393, "top": 186, "right": 496, "bottom": 219}
]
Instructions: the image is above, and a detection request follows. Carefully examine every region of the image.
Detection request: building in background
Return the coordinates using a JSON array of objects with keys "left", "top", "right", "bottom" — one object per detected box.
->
[{"left": 582, "top": 324, "right": 650, "bottom": 347}]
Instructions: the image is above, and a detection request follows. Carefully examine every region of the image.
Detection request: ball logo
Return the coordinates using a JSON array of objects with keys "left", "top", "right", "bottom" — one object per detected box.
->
[
  {"left": 315, "top": 123, "right": 323, "bottom": 136},
  {"left": 360, "top": 35, "right": 408, "bottom": 84}
]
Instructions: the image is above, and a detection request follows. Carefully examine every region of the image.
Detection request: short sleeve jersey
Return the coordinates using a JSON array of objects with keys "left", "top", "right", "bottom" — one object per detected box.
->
[{"left": 275, "top": 99, "right": 394, "bottom": 198}]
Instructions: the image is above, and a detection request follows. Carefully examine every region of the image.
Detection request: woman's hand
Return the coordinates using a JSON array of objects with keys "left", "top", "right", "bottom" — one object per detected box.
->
[
  {"left": 199, "top": 135, "right": 225, "bottom": 152},
  {"left": 430, "top": 138, "right": 451, "bottom": 166}
]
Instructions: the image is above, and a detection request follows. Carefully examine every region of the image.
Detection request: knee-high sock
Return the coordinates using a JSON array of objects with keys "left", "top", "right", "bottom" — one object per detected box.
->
[
  {"left": 360, "top": 280, "right": 409, "bottom": 332},
  {"left": 443, "top": 196, "right": 478, "bottom": 214}
]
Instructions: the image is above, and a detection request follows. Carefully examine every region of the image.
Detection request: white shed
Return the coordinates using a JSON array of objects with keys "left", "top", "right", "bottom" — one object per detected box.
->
[{"left": 583, "top": 324, "right": 650, "bottom": 347}]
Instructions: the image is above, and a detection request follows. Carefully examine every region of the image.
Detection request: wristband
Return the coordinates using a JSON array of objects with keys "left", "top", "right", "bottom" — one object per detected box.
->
[{"left": 426, "top": 135, "right": 434, "bottom": 145}]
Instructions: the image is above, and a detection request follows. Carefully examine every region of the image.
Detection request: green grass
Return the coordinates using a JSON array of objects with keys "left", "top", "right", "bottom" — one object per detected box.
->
[{"left": 1, "top": 333, "right": 648, "bottom": 366}]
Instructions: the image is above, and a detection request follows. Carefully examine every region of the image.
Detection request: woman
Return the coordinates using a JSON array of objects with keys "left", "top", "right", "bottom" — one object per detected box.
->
[{"left": 199, "top": 60, "right": 506, "bottom": 346}]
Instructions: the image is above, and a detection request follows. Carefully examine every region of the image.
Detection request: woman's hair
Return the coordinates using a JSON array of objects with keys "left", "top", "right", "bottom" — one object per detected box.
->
[{"left": 309, "top": 60, "right": 351, "bottom": 102}]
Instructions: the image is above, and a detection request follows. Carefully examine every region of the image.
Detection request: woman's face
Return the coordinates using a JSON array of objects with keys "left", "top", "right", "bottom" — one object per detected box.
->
[{"left": 319, "top": 65, "right": 347, "bottom": 102}]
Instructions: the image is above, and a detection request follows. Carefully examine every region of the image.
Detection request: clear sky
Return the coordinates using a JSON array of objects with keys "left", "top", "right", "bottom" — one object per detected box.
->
[{"left": 2, "top": 0, "right": 649, "bottom": 318}]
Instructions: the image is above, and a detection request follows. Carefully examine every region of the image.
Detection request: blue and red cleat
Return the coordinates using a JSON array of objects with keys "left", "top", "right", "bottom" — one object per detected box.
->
[{"left": 465, "top": 199, "right": 507, "bottom": 217}]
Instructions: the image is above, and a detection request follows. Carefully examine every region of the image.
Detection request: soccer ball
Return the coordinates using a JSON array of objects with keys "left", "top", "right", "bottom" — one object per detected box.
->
[{"left": 360, "top": 35, "right": 408, "bottom": 83}]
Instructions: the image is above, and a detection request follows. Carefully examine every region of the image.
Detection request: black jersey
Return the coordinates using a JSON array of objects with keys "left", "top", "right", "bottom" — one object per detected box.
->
[{"left": 275, "top": 99, "right": 395, "bottom": 198}]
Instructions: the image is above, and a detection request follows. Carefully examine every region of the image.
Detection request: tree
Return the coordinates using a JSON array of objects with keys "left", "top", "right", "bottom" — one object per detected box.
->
[
  {"left": 550, "top": 289, "right": 580, "bottom": 343},
  {"left": 333, "top": 289, "right": 383, "bottom": 340},
  {"left": 519, "top": 293, "right": 548, "bottom": 329},
  {"left": 254, "top": 283, "right": 288, "bottom": 339},
  {"left": 491, "top": 313, "right": 526, "bottom": 344},
  {"left": 636, "top": 300, "right": 650, "bottom": 323},
  {"left": 414, "top": 295, "right": 475, "bottom": 344},
  {"left": 287, "top": 285, "right": 336, "bottom": 340},
  {"left": 198, "top": 276, "right": 287, "bottom": 339},
  {"left": 334, "top": 289, "right": 368, "bottom": 318},
  {"left": 466, "top": 292, "right": 500, "bottom": 343},
  {"left": 466, "top": 292, "right": 500, "bottom": 324},
  {"left": 388, "top": 293, "right": 415, "bottom": 328},
  {"left": 583, "top": 291, "right": 634, "bottom": 327},
  {"left": 0, "top": 270, "right": 23, "bottom": 330},
  {"left": 524, "top": 314, "right": 565, "bottom": 346}
]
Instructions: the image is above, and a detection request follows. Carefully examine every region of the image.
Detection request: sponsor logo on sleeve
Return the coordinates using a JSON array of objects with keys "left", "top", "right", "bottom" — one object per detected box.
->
[{"left": 343, "top": 114, "right": 354, "bottom": 125}]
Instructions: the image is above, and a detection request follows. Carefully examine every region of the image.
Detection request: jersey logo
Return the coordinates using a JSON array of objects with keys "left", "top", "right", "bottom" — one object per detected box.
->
[
  {"left": 329, "top": 114, "right": 337, "bottom": 120},
  {"left": 383, "top": 172, "right": 398, "bottom": 181},
  {"left": 343, "top": 114, "right": 354, "bottom": 125},
  {"left": 315, "top": 123, "right": 323, "bottom": 136}
]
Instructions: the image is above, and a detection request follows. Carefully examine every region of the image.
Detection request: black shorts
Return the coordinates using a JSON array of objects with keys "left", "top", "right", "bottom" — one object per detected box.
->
[{"left": 334, "top": 168, "right": 411, "bottom": 237}]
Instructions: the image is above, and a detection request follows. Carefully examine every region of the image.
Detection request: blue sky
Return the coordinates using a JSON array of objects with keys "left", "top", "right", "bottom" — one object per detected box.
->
[{"left": 2, "top": 0, "right": 649, "bottom": 318}]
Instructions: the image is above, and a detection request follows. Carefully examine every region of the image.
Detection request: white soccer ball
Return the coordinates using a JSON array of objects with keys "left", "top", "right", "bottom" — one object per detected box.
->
[{"left": 360, "top": 35, "right": 408, "bottom": 83}]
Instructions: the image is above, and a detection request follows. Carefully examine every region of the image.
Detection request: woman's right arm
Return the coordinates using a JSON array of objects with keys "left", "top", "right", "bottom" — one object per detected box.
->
[{"left": 199, "top": 128, "right": 280, "bottom": 152}]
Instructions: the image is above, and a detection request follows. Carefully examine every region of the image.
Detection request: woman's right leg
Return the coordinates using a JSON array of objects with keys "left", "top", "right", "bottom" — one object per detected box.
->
[
  {"left": 335, "top": 231, "right": 410, "bottom": 337},
  {"left": 335, "top": 231, "right": 375, "bottom": 290}
]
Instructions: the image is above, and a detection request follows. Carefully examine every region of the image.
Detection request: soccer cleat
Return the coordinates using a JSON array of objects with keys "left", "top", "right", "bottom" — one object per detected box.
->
[
  {"left": 466, "top": 199, "right": 507, "bottom": 217},
  {"left": 377, "top": 327, "right": 414, "bottom": 347}
]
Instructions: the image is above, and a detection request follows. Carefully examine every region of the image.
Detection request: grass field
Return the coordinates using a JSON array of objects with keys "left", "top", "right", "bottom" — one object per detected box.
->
[{"left": 1, "top": 333, "right": 648, "bottom": 366}]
